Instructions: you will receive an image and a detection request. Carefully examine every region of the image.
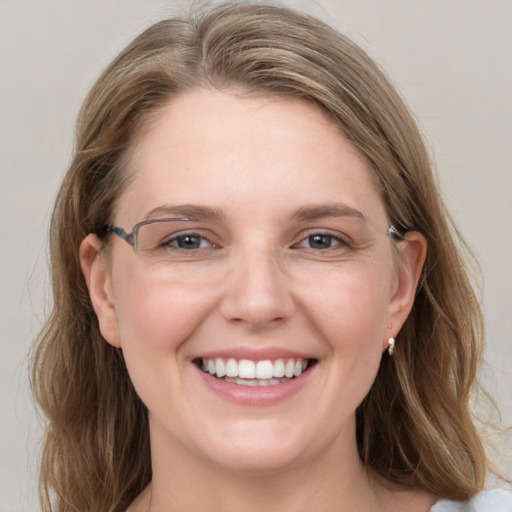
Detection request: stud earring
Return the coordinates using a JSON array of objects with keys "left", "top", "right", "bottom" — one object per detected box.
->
[{"left": 387, "top": 338, "right": 395, "bottom": 356}]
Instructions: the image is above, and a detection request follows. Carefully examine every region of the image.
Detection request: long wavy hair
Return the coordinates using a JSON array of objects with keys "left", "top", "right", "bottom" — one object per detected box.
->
[{"left": 31, "top": 2, "right": 488, "bottom": 510}]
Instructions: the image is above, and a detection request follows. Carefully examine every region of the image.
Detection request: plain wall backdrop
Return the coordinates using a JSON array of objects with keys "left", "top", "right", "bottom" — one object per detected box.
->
[{"left": 1, "top": 1, "right": 510, "bottom": 510}]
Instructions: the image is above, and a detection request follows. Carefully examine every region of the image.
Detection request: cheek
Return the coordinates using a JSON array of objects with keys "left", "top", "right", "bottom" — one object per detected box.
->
[
  {"left": 111, "top": 269, "right": 217, "bottom": 358},
  {"left": 110, "top": 273, "right": 221, "bottom": 415},
  {"left": 289, "top": 263, "right": 393, "bottom": 440},
  {"left": 301, "top": 262, "right": 393, "bottom": 349}
]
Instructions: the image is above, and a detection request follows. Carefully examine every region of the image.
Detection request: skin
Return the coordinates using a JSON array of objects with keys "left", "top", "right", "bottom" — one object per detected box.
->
[{"left": 80, "top": 89, "right": 432, "bottom": 511}]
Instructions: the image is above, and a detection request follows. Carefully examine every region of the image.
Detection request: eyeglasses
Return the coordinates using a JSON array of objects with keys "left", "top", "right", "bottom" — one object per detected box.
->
[
  {"left": 387, "top": 224, "right": 406, "bottom": 241},
  {"left": 105, "top": 217, "right": 405, "bottom": 255},
  {"left": 105, "top": 218, "right": 194, "bottom": 252}
]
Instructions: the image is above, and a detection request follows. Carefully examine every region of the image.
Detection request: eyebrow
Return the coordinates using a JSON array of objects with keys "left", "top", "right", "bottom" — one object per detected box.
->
[
  {"left": 143, "top": 203, "right": 369, "bottom": 224},
  {"left": 143, "top": 204, "right": 226, "bottom": 221},
  {"left": 291, "top": 203, "right": 370, "bottom": 223}
]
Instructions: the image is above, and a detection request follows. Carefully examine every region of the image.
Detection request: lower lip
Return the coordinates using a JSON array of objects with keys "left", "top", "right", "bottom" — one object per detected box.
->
[{"left": 194, "top": 364, "right": 315, "bottom": 406}]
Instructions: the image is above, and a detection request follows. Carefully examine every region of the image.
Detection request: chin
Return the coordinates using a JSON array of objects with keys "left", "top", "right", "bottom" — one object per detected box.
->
[
  {"left": 193, "top": 421, "right": 313, "bottom": 474},
  {"left": 208, "top": 445, "right": 306, "bottom": 475}
]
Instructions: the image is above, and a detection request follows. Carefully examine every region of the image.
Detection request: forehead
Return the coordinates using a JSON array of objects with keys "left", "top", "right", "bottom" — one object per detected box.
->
[{"left": 116, "top": 89, "right": 387, "bottom": 228}]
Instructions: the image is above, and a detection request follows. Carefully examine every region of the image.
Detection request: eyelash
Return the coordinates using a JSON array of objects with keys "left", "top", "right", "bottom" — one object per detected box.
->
[
  {"left": 293, "top": 231, "right": 351, "bottom": 251},
  {"left": 160, "top": 230, "right": 350, "bottom": 252},
  {"left": 161, "top": 232, "right": 218, "bottom": 251}
]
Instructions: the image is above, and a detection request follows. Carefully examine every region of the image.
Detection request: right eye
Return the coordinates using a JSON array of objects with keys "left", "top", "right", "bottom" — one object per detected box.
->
[{"left": 165, "top": 233, "right": 215, "bottom": 250}]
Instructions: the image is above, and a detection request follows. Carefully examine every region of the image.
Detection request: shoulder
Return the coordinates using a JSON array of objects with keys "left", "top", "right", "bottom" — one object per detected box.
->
[{"left": 429, "top": 490, "right": 512, "bottom": 512}]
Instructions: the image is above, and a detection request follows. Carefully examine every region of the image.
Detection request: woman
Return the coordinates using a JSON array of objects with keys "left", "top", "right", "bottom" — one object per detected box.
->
[{"left": 31, "top": 2, "right": 511, "bottom": 511}]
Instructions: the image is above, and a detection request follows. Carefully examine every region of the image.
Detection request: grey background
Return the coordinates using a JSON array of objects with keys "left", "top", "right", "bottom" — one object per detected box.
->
[{"left": 1, "top": 1, "right": 510, "bottom": 510}]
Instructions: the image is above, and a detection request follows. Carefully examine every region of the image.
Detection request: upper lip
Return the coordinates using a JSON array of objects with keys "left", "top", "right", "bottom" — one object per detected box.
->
[{"left": 195, "top": 347, "right": 316, "bottom": 361}]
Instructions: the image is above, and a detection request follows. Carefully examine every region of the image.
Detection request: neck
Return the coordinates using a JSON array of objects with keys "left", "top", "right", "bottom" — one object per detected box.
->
[{"left": 141, "top": 420, "right": 387, "bottom": 512}]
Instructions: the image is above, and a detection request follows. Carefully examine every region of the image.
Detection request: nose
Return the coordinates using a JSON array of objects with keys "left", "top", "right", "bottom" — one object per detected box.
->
[{"left": 219, "top": 245, "right": 295, "bottom": 330}]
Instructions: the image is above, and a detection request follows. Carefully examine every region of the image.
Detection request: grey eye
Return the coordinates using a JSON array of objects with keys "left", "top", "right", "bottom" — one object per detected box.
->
[
  {"left": 296, "top": 233, "right": 345, "bottom": 250},
  {"left": 307, "top": 234, "right": 334, "bottom": 249},
  {"left": 172, "top": 234, "right": 208, "bottom": 249}
]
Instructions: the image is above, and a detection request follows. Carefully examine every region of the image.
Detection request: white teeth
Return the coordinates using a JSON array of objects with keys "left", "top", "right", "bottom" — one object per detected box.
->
[
  {"left": 239, "top": 359, "right": 256, "bottom": 379},
  {"left": 273, "top": 359, "right": 285, "bottom": 378},
  {"left": 226, "top": 358, "right": 238, "bottom": 377},
  {"left": 284, "top": 360, "right": 295, "bottom": 378},
  {"left": 216, "top": 358, "right": 226, "bottom": 378},
  {"left": 256, "top": 360, "right": 273, "bottom": 379},
  {"left": 199, "top": 357, "right": 312, "bottom": 382},
  {"left": 225, "top": 377, "right": 292, "bottom": 386},
  {"left": 236, "top": 377, "right": 258, "bottom": 386}
]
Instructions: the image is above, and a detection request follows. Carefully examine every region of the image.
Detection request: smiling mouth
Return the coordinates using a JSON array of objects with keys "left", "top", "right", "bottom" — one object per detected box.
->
[{"left": 195, "top": 357, "right": 317, "bottom": 387}]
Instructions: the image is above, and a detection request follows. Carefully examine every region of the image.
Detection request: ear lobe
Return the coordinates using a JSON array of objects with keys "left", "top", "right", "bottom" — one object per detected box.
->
[
  {"left": 79, "top": 234, "right": 121, "bottom": 347},
  {"left": 387, "top": 231, "right": 427, "bottom": 334}
]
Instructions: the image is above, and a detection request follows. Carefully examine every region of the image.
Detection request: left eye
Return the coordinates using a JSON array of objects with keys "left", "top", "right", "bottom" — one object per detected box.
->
[{"left": 297, "top": 234, "right": 344, "bottom": 250}]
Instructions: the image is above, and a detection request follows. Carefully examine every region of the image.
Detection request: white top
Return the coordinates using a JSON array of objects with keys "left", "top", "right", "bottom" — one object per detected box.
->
[{"left": 429, "top": 490, "right": 512, "bottom": 511}]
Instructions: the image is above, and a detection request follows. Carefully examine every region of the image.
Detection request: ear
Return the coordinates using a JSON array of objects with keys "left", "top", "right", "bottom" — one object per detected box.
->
[
  {"left": 79, "top": 234, "right": 121, "bottom": 347},
  {"left": 385, "top": 231, "right": 427, "bottom": 343}
]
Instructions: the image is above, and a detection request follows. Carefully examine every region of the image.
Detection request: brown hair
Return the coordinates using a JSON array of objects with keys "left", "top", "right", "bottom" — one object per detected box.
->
[{"left": 31, "top": 2, "right": 488, "bottom": 510}]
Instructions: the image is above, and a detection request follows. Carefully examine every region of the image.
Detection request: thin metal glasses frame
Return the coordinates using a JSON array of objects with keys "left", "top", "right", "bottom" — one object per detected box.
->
[
  {"left": 105, "top": 217, "right": 191, "bottom": 250},
  {"left": 105, "top": 218, "right": 405, "bottom": 251}
]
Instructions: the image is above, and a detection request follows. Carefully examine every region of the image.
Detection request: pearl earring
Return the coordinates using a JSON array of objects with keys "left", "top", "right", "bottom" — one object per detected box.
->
[{"left": 387, "top": 338, "right": 395, "bottom": 356}]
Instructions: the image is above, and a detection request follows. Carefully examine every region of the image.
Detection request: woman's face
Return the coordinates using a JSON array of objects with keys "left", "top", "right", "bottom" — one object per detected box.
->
[{"left": 83, "top": 89, "right": 423, "bottom": 474}]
